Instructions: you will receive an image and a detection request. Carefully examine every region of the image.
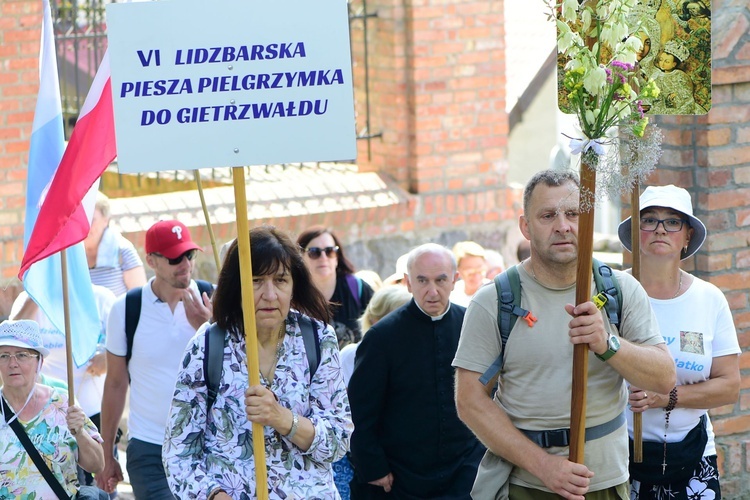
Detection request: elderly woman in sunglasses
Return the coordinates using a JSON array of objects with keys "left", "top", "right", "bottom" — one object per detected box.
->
[
  {"left": 297, "top": 226, "right": 374, "bottom": 350},
  {"left": 0, "top": 319, "right": 105, "bottom": 498},
  {"left": 619, "top": 185, "right": 740, "bottom": 499},
  {"left": 163, "top": 226, "right": 352, "bottom": 499}
]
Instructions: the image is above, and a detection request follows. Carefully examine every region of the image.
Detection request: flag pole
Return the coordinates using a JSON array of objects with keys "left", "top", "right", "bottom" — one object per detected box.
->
[
  {"left": 569, "top": 160, "right": 596, "bottom": 463},
  {"left": 232, "top": 166, "right": 268, "bottom": 499},
  {"left": 630, "top": 185, "right": 643, "bottom": 462},
  {"left": 60, "top": 249, "right": 76, "bottom": 412},
  {"left": 194, "top": 171, "right": 222, "bottom": 272}
]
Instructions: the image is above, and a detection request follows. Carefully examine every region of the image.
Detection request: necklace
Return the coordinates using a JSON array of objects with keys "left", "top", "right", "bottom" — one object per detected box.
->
[
  {"left": 1, "top": 385, "right": 36, "bottom": 427},
  {"left": 672, "top": 271, "right": 683, "bottom": 299},
  {"left": 260, "top": 325, "right": 285, "bottom": 387}
]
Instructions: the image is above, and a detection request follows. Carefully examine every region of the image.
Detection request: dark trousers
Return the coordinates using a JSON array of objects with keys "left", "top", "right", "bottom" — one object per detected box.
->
[{"left": 126, "top": 438, "right": 175, "bottom": 500}]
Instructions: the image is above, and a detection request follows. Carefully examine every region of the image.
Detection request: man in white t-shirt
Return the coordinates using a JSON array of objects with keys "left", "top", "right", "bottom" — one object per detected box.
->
[
  {"left": 453, "top": 170, "right": 676, "bottom": 500},
  {"left": 97, "top": 220, "right": 212, "bottom": 499}
]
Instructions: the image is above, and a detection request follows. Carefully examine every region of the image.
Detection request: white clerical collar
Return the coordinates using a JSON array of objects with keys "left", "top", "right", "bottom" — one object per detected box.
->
[{"left": 415, "top": 300, "right": 451, "bottom": 321}]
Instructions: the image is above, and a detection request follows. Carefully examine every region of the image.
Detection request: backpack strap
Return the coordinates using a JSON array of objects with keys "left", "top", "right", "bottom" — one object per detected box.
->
[
  {"left": 345, "top": 274, "right": 362, "bottom": 310},
  {"left": 124, "top": 286, "right": 144, "bottom": 366},
  {"left": 127, "top": 280, "right": 212, "bottom": 367},
  {"left": 592, "top": 258, "right": 621, "bottom": 329},
  {"left": 479, "top": 265, "right": 533, "bottom": 385},
  {"left": 196, "top": 279, "right": 214, "bottom": 299},
  {"left": 2, "top": 398, "right": 72, "bottom": 499},
  {"left": 204, "top": 323, "right": 226, "bottom": 413},
  {"left": 479, "top": 260, "right": 623, "bottom": 386},
  {"left": 298, "top": 313, "right": 321, "bottom": 380}
]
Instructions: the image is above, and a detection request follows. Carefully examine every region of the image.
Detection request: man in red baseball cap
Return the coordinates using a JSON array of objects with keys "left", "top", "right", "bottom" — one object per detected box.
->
[{"left": 98, "top": 220, "right": 213, "bottom": 499}]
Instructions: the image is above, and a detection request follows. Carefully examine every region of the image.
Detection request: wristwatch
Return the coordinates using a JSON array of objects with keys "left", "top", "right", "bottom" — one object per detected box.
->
[{"left": 595, "top": 334, "right": 620, "bottom": 361}]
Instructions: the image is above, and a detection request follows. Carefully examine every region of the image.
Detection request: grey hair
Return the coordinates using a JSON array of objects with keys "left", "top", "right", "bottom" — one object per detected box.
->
[
  {"left": 406, "top": 243, "right": 457, "bottom": 276},
  {"left": 523, "top": 169, "right": 580, "bottom": 214}
]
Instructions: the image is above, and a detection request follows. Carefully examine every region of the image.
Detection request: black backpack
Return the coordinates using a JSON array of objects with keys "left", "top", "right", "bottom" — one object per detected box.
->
[
  {"left": 203, "top": 312, "right": 321, "bottom": 412},
  {"left": 124, "top": 279, "right": 214, "bottom": 365},
  {"left": 479, "top": 258, "right": 622, "bottom": 385}
]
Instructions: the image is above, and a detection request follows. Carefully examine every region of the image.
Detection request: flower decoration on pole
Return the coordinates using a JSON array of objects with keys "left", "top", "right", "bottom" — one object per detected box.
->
[
  {"left": 546, "top": 0, "right": 665, "bottom": 465},
  {"left": 550, "top": 0, "right": 664, "bottom": 206}
]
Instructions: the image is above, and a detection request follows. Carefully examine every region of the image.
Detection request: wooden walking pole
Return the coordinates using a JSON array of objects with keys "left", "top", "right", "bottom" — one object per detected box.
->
[
  {"left": 232, "top": 167, "right": 269, "bottom": 499},
  {"left": 630, "top": 185, "right": 643, "bottom": 462},
  {"left": 569, "top": 160, "right": 596, "bottom": 463},
  {"left": 60, "top": 250, "right": 76, "bottom": 408},
  {"left": 194, "top": 170, "right": 222, "bottom": 272}
]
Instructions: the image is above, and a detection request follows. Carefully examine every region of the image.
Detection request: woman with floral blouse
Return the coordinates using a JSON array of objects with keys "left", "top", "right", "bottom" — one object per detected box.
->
[{"left": 163, "top": 226, "right": 352, "bottom": 499}]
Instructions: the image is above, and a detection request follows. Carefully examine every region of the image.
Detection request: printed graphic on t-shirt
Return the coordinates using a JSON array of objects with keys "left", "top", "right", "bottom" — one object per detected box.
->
[{"left": 680, "top": 331, "right": 704, "bottom": 355}]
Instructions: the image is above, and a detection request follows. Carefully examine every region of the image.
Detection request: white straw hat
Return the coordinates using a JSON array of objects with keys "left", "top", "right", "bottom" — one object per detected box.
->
[
  {"left": 0, "top": 319, "right": 49, "bottom": 358},
  {"left": 618, "top": 185, "right": 706, "bottom": 260}
]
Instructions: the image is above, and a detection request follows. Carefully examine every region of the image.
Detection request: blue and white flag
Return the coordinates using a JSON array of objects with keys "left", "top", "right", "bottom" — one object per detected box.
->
[{"left": 21, "top": 0, "right": 100, "bottom": 368}]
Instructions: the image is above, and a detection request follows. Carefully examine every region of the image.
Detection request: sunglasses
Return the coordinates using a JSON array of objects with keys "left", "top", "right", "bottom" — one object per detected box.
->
[
  {"left": 304, "top": 246, "right": 339, "bottom": 260},
  {"left": 153, "top": 249, "right": 198, "bottom": 265}
]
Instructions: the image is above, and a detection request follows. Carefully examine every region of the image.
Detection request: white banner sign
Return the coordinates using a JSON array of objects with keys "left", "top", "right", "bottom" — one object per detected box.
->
[{"left": 106, "top": 0, "right": 356, "bottom": 173}]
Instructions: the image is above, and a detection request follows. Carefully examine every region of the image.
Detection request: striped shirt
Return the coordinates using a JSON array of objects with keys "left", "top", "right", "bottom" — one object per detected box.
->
[{"left": 89, "top": 227, "right": 143, "bottom": 297}]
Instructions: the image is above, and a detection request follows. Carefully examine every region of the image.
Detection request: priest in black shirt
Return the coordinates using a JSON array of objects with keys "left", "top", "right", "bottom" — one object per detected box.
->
[{"left": 349, "top": 243, "right": 484, "bottom": 499}]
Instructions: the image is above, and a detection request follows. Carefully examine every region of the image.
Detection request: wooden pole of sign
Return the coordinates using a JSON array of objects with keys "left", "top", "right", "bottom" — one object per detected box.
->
[
  {"left": 194, "top": 171, "right": 222, "bottom": 272},
  {"left": 569, "top": 160, "right": 596, "bottom": 463},
  {"left": 60, "top": 250, "right": 76, "bottom": 411},
  {"left": 232, "top": 167, "right": 268, "bottom": 499},
  {"left": 630, "top": 185, "right": 643, "bottom": 462}
]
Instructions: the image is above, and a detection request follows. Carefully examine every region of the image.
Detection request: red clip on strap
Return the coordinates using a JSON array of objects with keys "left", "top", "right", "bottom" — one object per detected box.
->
[{"left": 522, "top": 312, "right": 537, "bottom": 327}]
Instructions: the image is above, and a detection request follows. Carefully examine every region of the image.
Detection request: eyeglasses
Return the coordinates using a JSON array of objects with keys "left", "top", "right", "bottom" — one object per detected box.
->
[
  {"left": 153, "top": 249, "right": 198, "bottom": 265},
  {"left": 639, "top": 217, "right": 688, "bottom": 232},
  {"left": 304, "top": 246, "right": 339, "bottom": 260},
  {"left": 0, "top": 352, "right": 40, "bottom": 364}
]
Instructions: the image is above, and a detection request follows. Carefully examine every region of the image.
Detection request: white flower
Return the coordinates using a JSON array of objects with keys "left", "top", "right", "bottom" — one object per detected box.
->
[
  {"left": 557, "top": 20, "right": 583, "bottom": 53},
  {"left": 562, "top": 0, "right": 578, "bottom": 22},
  {"left": 583, "top": 65, "right": 608, "bottom": 96},
  {"left": 581, "top": 8, "right": 592, "bottom": 33},
  {"left": 601, "top": 20, "right": 629, "bottom": 49}
]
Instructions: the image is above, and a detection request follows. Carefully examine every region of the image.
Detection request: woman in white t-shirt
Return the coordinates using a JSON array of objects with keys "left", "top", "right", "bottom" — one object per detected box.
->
[{"left": 619, "top": 185, "right": 740, "bottom": 500}]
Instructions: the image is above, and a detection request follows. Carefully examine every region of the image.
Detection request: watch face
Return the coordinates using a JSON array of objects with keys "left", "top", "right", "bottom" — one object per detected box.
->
[{"left": 610, "top": 335, "right": 621, "bottom": 350}]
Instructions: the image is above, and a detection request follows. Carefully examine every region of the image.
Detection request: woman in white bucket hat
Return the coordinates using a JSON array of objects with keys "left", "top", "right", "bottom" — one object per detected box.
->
[
  {"left": 0, "top": 319, "right": 105, "bottom": 498},
  {"left": 619, "top": 185, "right": 740, "bottom": 499}
]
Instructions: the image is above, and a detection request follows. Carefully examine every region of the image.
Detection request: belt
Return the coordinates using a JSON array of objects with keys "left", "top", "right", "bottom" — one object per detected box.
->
[{"left": 520, "top": 410, "right": 626, "bottom": 449}]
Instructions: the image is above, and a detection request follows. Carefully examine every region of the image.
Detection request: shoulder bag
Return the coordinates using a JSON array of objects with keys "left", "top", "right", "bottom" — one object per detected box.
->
[
  {"left": 1, "top": 398, "right": 108, "bottom": 500},
  {"left": 628, "top": 413, "right": 708, "bottom": 485}
]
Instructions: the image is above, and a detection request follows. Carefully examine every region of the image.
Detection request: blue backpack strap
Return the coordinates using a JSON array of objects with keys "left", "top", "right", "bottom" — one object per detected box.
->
[
  {"left": 479, "top": 265, "right": 527, "bottom": 385},
  {"left": 297, "top": 313, "right": 321, "bottom": 380},
  {"left": 204, "top": 323, "right": 226, "bottom": 413},
  {"left": 124, "top": 286, "right": 143, "bottom": 366},
  {"left": 592, "top": 258, "right": 621, "bottom": 328},
  {"left": 345, "top": 274, "right": 361, "bottom": 310},
  {"left": 196, "top": 279, "right": 214, "bottom": 299}
]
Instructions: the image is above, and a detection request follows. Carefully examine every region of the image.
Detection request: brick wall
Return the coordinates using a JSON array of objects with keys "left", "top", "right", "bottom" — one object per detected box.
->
[
  {"left": 353, "top": 0, "right": 507, "bottom": 195},
  {"left": 0, "top": 0, "right": 42, "bottom": 312}
]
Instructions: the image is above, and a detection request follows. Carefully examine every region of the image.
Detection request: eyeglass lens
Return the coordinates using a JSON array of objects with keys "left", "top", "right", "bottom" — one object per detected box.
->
[
  {"left": 0, "top": 352, "right": 38, "bottom": 364},
  {"left": 640, "top": 217, "right": 686, "bottom": 232},
  {"left": 163, "top": 249, "right": 198, "bottom": 265},
  {"left": 306, "top": 246, "right": 339, "bottom": 259}
]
